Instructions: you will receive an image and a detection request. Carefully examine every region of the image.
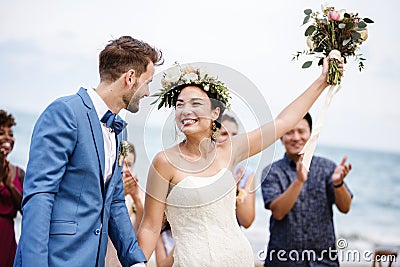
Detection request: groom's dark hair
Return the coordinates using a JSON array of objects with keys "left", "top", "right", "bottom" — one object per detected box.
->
[{"left": 99, "top": 36, "right": 164, "bottom": 82}]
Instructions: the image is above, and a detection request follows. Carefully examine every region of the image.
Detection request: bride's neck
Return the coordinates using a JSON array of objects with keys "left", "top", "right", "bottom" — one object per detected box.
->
[{"left": 180, "top": 137, "right": 215, "bottom": 158}]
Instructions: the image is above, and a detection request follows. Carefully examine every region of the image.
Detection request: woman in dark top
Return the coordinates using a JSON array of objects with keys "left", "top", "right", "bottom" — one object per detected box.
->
[{"left": 0, "top": 109, "right": 24, "bottom": 267}]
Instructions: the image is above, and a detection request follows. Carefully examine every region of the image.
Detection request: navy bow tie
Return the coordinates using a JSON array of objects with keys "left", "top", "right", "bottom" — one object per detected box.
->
[{"left": 100, "top": 110, "right": 126, "bottom": 135}]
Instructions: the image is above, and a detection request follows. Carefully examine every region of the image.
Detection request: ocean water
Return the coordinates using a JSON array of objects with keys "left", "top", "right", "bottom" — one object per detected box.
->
[{"left": 8, "top": 109, "right": 400, "bottom": 265}]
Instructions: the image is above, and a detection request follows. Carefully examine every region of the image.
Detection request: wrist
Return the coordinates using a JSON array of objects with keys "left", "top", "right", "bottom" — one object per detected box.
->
[
  {"left": 132, "top": 195, "right": 142, "bottom": 202},
  {"left": 3, "top": 180, "right": 13, "bottom": 190},
  {"left": 334, "top": 180, "right": 344, "bottom": 188},
  {"left": 294, "top": 178, "right": 306, "bottom": 186},
  {"left": 316, "top": 75, "right": 329, "bottom": 88}
]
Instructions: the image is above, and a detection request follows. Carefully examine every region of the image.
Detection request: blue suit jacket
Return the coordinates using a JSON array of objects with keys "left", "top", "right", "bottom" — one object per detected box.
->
[{"left": 14, "top": 88, "right": 146, "bottom": 267}]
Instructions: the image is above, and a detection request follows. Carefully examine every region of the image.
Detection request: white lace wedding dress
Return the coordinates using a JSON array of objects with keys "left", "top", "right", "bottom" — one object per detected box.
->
[{"left": 165, "top": 168, "right": 254, "bottom": 267}]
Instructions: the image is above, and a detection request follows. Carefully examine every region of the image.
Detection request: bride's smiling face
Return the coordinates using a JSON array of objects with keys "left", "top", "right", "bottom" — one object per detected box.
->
[{"left": 175, "top": 86, "right": 220, "bottom": 137}]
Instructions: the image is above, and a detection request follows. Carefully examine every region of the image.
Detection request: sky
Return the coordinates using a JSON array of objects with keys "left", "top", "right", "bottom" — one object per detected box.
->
[{"left": 1, "top": 0, "right": 399, "bottom": 153}]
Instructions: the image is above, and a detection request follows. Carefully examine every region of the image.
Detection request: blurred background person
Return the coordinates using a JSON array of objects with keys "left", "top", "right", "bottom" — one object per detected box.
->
[
  {"left": 121, "top": 141, "right": 144, "bottom": 232},
  {"left": 261, "top": 112, "right": 352, "bottom": 266},
  {"left": 217, "top": 114, "right": 255, "bottom": 228},
  {"left": 0, "top": 109, "right": 25, "bottom": 267},
  {"left": 106, "top": 141, "right": 144, "bottom": 266}
]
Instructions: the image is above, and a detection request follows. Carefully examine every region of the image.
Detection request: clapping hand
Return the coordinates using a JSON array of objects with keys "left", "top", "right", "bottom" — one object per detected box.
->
[
  {"left": 0, "top": 148, "right": 10, "bottom": 186},
  {"left": 332, "top": 156, "right": 352, "bottom": 186},
  {"left": 123, "top": 160, "right": 140, "bottom": 198},
  {"left": 296, "top": 154, "right": 308, "bottom": 183}
]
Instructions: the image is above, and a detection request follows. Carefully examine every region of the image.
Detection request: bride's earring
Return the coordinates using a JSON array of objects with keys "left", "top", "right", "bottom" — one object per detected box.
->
[{"left": 211, "top": 121, "right": 220, "bottom": 141}]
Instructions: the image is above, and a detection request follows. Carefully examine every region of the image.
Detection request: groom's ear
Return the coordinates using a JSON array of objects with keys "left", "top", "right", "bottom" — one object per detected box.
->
[{"left": 125, "top": 69, "right": 137, "bottom": 86}]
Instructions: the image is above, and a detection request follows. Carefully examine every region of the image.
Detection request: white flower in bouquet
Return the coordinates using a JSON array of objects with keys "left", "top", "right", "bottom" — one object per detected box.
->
[
  {"left": 329, "top": 50, "right": 341, "bottom": 60},
  {"left": 321, "top": 3, "right": 331, "bottom": 14},
  {"left": 358, "top": 29, "right": 368, "bottom": 42},
  {"left": 338, "top": 9, "right": 346, "bottom": 20}
]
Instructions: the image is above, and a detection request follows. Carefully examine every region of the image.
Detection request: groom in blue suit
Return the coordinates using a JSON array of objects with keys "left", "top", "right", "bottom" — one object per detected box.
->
[{"left": 14, "top": 36, "right": 163, "bottom": 267}]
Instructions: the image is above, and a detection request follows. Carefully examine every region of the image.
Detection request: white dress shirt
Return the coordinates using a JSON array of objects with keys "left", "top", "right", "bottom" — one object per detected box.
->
[{"left": 87, "top": 88, "right": 117, "bottom": 184}]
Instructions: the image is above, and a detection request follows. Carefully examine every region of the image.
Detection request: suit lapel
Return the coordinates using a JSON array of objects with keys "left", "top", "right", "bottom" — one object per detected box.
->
[
  {"left": 78, "top": 88, "right": 106, "bottom": 194},
  {"left": 114, "top": 134, "right": 121, "bottom": 174}
]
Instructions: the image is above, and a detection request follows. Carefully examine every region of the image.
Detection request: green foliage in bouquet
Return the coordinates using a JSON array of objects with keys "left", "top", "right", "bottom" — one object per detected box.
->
[{"left": 293, "top": 4, "right": 374, "bottom": 84}]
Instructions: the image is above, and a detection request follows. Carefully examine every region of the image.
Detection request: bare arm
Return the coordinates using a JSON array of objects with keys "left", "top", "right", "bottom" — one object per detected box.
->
[
  {"left": 236, "top": 172, "right": 255, "bottom": 228},
  {"left": 269, "top": 155, "right": 307, "bottom": 220},
  {"left": 332, "top": 157, "right": 352, "bottom": 213},
  {"left": 132, "top": 194, "right": 144, "bottom": 233},
  {"left": 137, "top": 152, "right": 171, "bottom": 260},
  {"left": 232, "top": 57, "right": 335, "bottom": 163},
  {"left": 155, "top": 236, "right": 174, "bottom": 267}
]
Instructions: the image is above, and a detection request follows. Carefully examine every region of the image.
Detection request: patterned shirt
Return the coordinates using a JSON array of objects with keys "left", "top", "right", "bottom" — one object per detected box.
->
[{"left": 261, "top": 154, "right": 352, "bottom": 266}]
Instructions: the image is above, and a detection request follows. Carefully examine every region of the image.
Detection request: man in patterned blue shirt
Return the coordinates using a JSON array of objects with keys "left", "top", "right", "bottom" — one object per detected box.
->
[{"left": 261, "top": 113, "right": 352, "bottom": 266}]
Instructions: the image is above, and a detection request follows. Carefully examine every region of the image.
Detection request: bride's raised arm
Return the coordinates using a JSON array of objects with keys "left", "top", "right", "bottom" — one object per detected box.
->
[{"left": 231, "top": 57, "right": 336, "bottom": 163}]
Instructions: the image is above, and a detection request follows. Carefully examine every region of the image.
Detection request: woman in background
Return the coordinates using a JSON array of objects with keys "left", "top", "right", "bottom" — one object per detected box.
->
[
  {"left": 0, "top": 109, "right": 25, "bottom": 267},
  {"left": 105, "top": 141, "right": 144, "bottom": 266},
  {"left": 217, "top": 114, "right": 255, "bottom": 228}
]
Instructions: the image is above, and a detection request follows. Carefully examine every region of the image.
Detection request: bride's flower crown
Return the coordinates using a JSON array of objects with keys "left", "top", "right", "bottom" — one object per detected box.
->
[{"left": 151, "top": 62, "right": 231, "bottom": 110}]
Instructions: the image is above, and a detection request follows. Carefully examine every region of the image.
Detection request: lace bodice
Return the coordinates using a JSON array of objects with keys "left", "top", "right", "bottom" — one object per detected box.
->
[{"left": 165, "top": 169, "right": 253, "bottom": 267}]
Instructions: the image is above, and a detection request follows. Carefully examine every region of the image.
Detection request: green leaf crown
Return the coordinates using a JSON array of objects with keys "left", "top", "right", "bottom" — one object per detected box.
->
[{"left": 151, "top": 63, "right": 231, "bottom": 110}]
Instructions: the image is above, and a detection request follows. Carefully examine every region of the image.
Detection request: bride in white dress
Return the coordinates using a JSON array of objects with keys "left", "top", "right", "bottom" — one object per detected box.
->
[{"left": 137, "top": 58, "right": 341, "bottom": 266}]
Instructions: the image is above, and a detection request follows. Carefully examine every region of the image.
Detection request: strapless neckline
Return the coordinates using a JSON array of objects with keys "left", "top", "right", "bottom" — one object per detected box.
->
[
  {"left": 174, "top": 168, "right": 229, "bottom": 186},
  {"left": 168, "top": 168, "right": 231, "bottom": 197},
  {"left": 166, "top": 168, "right": 235, "bottom": 207}
]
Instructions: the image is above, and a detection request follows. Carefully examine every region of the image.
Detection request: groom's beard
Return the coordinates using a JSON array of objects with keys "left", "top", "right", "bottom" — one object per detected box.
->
[
  {"left": 126, "top": 82, "right": 143, "bottom": 113},
  {"left": 126, "top": 94, "right": 140, "bottom": 113}
]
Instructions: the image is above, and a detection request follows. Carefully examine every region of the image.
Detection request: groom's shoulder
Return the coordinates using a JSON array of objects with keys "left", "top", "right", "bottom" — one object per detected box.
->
[{"left": 48, "top": 90, "right": 84, "bottom": 109}]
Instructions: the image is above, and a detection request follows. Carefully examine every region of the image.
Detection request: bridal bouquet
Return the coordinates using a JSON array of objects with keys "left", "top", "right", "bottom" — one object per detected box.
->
[
  {"left": 293, "top": 4, "right": 374, "bottom": 84},
  {"left": 292, "top": 4, "right": 373, "bottom": 170}
]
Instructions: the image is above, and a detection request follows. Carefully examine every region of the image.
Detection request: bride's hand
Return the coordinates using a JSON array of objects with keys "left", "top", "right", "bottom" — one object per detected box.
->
[{"left": 320, "top": 55, "right": 345, "bottom": 82}]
